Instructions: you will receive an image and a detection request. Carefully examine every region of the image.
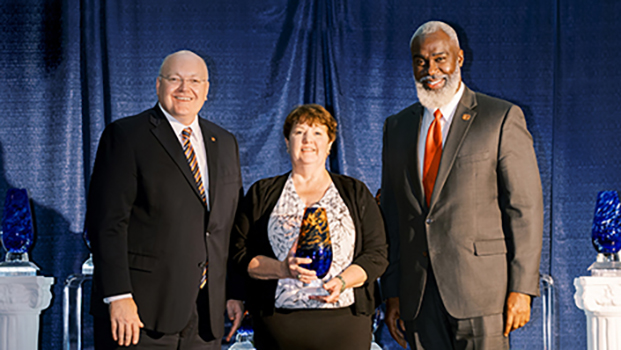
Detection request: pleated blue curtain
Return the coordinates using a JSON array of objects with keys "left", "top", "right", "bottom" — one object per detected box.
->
[
  {"left": 1, "top": 1, "right": 621, "bottom": 349},
  {"left": 0, "top": 0, "right": 86, "bottom": 346},
  {"left": 552, "top": 2, "right": 621, "bottom": 349}
]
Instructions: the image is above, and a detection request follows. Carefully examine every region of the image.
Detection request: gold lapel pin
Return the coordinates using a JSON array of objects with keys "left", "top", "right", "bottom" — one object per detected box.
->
[
  {"left": 210, "top": 136, "right": 216, "bottom": 142},
  {"left": 462, "top": 114, "right": 471, "bottom": 121}
]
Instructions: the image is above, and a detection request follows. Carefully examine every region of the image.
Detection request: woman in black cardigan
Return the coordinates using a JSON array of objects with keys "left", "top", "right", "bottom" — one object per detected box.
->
[{"left": 230, "top": 104, "right": 388, "bottom": 349}]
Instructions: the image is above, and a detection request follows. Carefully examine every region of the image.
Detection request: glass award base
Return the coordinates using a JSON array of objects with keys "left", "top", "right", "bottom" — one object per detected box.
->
[
  {"left": 0, "top": 252, "right": 39, "bottom": 276},
  {"left": 81, "top": 254, "right": 93, "bottom": 275},
  {"left": 299, "top": 279, "right": 329, "bottom": 296},
  {"left": 370, "top": 336, "right": 382, "bottom": 350},
  {"left": 588, "top": 253, "right": 621, "bottom": 276}
]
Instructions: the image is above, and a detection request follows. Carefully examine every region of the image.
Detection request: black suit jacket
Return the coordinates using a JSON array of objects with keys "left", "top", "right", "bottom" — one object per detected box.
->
[{"left": 87, "top": 105, "right": 242, "bottom": 336}]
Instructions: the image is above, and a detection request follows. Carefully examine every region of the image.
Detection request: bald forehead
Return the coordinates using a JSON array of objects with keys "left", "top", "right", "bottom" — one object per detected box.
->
[{"left": 159, "top": 50, "right": 208, "bottom": 78}]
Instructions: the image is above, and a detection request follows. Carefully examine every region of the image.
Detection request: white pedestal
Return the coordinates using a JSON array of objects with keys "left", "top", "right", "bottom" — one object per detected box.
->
[
  {"left": 574, "top": 276, "right": 621, "bottom": 350},
  {"left": 0, "top": 276, "right": 54, "bottom": 350}
]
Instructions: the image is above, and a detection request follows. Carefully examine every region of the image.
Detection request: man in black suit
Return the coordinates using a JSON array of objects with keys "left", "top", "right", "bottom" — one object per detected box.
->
[{"left": 87, "top": 50, "right": 243, "bottom": 349}]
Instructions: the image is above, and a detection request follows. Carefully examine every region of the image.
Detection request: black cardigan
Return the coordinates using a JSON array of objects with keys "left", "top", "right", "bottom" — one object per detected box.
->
[{"left": 230, "top": 172, "right": 388, "bottom": 316}]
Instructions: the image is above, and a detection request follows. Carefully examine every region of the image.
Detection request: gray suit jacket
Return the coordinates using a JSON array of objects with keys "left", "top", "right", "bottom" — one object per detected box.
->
[{"left": 380, "top": 86, "right": 543, "bottom": 320}]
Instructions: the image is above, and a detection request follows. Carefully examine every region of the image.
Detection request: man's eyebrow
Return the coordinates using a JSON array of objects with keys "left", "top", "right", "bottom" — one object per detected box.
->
[{"left": 412, "top": 51, "right": 447, "bottom": 58}]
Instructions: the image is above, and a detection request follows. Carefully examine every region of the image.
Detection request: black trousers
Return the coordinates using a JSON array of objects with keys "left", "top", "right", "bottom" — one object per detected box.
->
[
  {"left": 253, "top": 307, "right": 373, "bottom": 350},
  {"left": 405, "top": 268, "right": 509, "bottom": 350},
  {"left": 93, "top": 289, "right": 219, "bottom": 350}
]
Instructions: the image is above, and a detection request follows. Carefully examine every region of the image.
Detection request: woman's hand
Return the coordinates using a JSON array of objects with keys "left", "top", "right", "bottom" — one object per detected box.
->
[
  {"left": 283, "top": 242, "right": 317, "bottom": 283},
  {"left": 309, "top": 277, "right": 342, "bottom": 303},
  {"left": 310, "top": 265, "right": 368, "bottom": 303},
  {"left": 247, "top": 242, "right": 317, "bottom": 281}
]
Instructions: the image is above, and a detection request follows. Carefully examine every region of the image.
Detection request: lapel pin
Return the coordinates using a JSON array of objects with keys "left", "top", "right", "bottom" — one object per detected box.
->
[
  {"left": 462, "top": 114, "right": 471, "bottom": 121},
  {"left": 210, "top": 136, "right": 216, "bottom": 142}
]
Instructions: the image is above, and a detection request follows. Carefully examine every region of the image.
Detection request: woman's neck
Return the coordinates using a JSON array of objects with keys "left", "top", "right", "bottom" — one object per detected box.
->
[{"left": 290, "top": 166, "right": 331, "bottom": 207}]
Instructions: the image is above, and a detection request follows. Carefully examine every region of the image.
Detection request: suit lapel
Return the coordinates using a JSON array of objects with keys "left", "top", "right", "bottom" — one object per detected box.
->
[
  {"left": 149, "top": 107, "right": 205, "bottom": 203},
  {"left": 406, "top": 104, "right": 426, "bottom": 210},
  {"left": 200, "top": 119, "right": 218, "bottom": 211},
  {"left": 429, "top": 86, "right": 477, "bottom": 209}
]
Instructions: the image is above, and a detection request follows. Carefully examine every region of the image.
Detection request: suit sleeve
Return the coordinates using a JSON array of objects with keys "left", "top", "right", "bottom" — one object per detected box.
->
[
  {"left": 87, "top": 122, "right": 137, "bottom": 298},
  {"left": 350, "top": 182, "right": 388, "bottom": 282},
  {"left": 379, "top": 118, "right": 401, "bottom": 300},
  {"left": 229, "top": 181, "right": 261, "bottom": 277},
  {"left": 498, "top": 105, "right": 544, "bottom": 297},
  {"left": 227, "top": 186, "right": 247, "bottom": 301}
]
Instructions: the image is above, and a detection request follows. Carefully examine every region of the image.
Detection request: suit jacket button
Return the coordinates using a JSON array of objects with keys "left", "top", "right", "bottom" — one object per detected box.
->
[
  {"left": 205, "top": 231, "right": 210, "bottom": 237},
  {"left": 426, "top": 218, "right": 433, "bottom": 224},
  {"left": 423, "top": 250, "right": 428, "bottom": 257}
]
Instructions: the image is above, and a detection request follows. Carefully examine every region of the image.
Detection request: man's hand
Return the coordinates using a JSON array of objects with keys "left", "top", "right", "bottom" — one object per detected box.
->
[
  {"left": 504, "top": 292, "right": 531, "bottom": 337},
  {"left": 385, "top": 297, "right": 407, "bottom": 349},
  {"left": 225, "top": 299, "right": 245, "bottom": 342},
  {"left": 109, "top": 298, "right": 144, "bottom": 346}
]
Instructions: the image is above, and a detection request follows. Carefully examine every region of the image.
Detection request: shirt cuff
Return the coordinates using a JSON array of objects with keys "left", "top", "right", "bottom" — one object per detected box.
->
[{"left": 103, "top": 293, "right": 133, "bottom": 304}]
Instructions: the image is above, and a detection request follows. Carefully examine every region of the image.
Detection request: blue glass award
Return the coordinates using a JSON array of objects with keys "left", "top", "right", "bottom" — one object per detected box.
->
[
  {"left": 295, "top": 207, "right": 333, "bottom": 295},
  {"left": 0, "top": 188, "right": 39, "bottom": 276},
  {"left": 589, "top": 190, "right": 621, "bottom": 275}
]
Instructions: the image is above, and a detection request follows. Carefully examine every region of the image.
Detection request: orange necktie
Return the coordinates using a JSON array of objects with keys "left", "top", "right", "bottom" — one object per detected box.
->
[{"left": 423, "top": 109, "right": 443, "bottom": 207}]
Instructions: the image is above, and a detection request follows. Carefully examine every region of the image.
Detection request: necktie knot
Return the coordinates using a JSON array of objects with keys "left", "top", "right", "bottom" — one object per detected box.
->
[
  {"left": 434, "top": 109, "right": 443, "bottom": 121},
  {"left": 182, "top": 127, "right": 193, "bottom": 139}
]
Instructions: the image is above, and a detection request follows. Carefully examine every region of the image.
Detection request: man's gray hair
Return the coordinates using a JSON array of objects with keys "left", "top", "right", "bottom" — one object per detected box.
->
[{"left": 410, "top": 21, "right": 460, "bottom": 48}]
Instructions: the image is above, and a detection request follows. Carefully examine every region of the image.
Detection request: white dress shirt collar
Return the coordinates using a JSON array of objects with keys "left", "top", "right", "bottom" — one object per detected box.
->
[{"left": 158, "top": 103, "right": 200, "bottom": 136}]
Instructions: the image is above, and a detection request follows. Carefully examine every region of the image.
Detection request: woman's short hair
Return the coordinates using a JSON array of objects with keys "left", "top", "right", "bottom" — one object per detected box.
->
[{"left": 283, "top": 104, "right": 337, "bottom": 142}]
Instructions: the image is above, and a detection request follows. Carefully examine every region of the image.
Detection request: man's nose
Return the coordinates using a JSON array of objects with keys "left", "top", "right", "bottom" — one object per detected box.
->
[{"left": 427, "top": 60, "right": 438, "bottom": 76}]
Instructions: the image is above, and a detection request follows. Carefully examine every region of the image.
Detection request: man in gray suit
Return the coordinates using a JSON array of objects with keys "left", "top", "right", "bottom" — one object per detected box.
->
[{"left": 381, "top": 21, "right": 543, "bottom": 349}]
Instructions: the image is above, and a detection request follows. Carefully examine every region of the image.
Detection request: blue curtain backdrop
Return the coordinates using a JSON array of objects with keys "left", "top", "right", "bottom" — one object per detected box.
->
[{"left": 1, "top": 0, "right": 620, "bottom": 349}]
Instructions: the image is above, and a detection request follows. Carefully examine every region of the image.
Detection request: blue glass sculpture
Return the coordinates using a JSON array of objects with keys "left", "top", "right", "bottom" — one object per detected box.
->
[
  {"left": 295, "top": 207, "right": 333, "bottom": 279},
  {"left": 0, "top": 188, "right": 39, "bottom": 275},
  {"left": 589, "top": 190, "right": 621, "bottom": 275},
  {"left": 592, "top": 191, "right": 621, "bottom": 254}
]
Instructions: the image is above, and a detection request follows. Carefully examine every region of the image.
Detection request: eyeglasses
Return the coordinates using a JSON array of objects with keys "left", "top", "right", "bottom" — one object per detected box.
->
[{"left": 159, "top": 75, "right": 207, "bottom": 88}]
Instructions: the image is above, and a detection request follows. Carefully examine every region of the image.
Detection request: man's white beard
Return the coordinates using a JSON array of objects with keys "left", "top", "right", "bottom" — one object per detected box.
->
[{"left": 415, "top": 66, "right": 461, "bottom": 110}]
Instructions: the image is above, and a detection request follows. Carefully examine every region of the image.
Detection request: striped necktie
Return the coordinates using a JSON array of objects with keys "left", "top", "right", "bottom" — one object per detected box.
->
[
  {"left": 181, "top": 127, "right": 208, "bottom": 288},
  {"left": 181, "top": 127, "right": 206, "bottom": 204}
]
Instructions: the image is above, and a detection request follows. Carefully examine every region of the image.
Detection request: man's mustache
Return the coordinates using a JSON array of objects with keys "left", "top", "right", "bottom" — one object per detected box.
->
[{"left": 418, "top": 74, "right": 448, "bottom": 85}]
